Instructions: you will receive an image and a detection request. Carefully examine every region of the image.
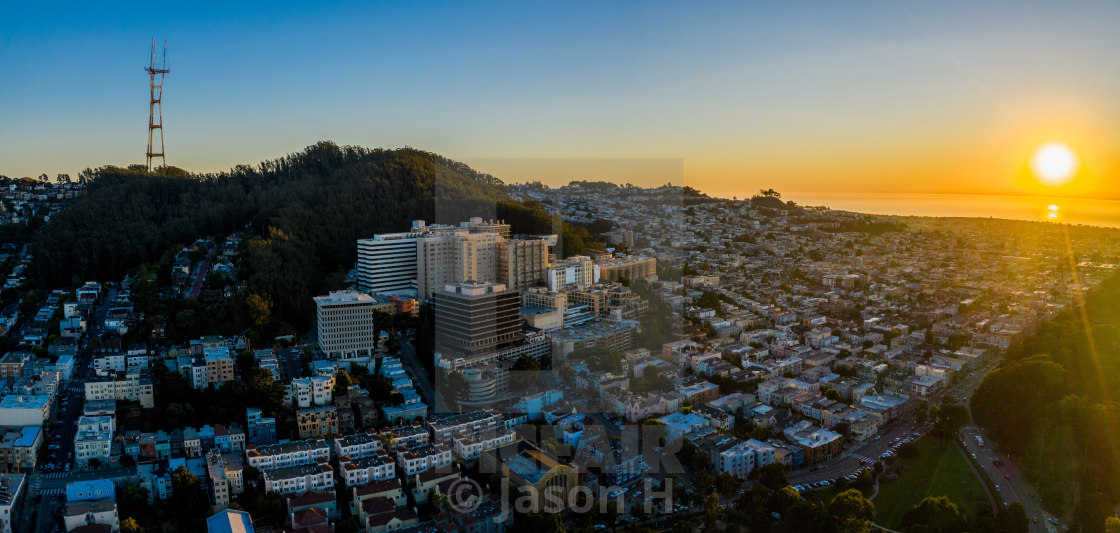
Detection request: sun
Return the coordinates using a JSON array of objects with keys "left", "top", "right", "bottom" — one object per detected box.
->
[{"left": 1030, "top": 142, "right": 1079, "bottom": 186}]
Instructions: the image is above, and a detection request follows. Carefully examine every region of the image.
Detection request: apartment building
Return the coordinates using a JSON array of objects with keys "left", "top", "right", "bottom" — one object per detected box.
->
[
  {"left": 74, "top": 416, "right": 113, "bottom": 469},
  {"left": 428, "top": 410, "right": 504, "bottom": 442},
  {"left": 395, "top": 443, "right": 453, "bottom": 476},
  {"left": 296, "top": 406, "right": 340, "bottom": 439},
  {"left": 246, "top": 439, "right": 330, "bottom": 470},
  {"left": 288, "top": 376, "right": 334, "bottom": 408},
  {"left": 84, "top": 371, "right": 154, "bottom": 408},
  {"left": 0, "top": 395, "right": 49, "bottom": 426},
  {"left": 339, "top": 453, "right": 397, "bottom": 486},
  {"left": 334, "top": 430, "right": 384, "bottom": 459},
  {"left": 451, "top": 429, "right": 516, "bottom": 460},
  {"left": 262, "top": 463, "right": 335, "bottom": 495},
  {"left": 204, "top": 347, "right": 235, "bottom": 387}
]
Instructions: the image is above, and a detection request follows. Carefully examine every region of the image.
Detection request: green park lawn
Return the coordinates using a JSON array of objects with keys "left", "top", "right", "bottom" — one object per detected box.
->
[{"left": 872, "top": 436, "right": 990, "bottom": 529}]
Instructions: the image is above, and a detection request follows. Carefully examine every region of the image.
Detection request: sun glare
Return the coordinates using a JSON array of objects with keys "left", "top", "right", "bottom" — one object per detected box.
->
[{"left": 1030, "top": 142, "right": 1079, "bottom": 186}]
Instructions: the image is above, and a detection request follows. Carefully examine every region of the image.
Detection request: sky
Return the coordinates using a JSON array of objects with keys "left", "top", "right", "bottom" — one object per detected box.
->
[{"left": 2, "top": 1, "right": 1120, "bottom": 200}]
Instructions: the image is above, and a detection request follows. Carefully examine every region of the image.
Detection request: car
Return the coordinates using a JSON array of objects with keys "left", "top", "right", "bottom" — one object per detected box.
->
[
  {"left": 1003, "top": 474, "right": 1010, "bottom": 480},
  {"left": 994, "top": 485, "right": 1000, "bottom": 492}
]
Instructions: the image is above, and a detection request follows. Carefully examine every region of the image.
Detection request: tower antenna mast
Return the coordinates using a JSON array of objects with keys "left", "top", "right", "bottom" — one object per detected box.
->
[{"left": 145, "top": 39, "right": 170, "bottom": 173}]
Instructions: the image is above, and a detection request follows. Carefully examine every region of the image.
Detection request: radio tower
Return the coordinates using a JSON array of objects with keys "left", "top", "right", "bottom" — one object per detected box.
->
[{"left": 145, "top": 39, "right": 170, "bottom": 173}]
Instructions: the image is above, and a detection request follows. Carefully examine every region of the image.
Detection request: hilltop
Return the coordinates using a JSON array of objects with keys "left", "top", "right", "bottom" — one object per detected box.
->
[{"left": 30, "top": 142, "right": 591, "bottom": 326}]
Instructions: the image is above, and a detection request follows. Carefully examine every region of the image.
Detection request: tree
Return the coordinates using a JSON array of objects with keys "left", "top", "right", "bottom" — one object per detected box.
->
[
  {"left": 703, "top": 492, "right": 723, "bottom": 528},
  {"left": 754, "top": 463, "right": 789, "bottom": 491},
  {"left": 830, "top": 489, "right": 875, "bottom": 533},
  {"left": 334, "top": 369, "right": 354, "bottom": 396},
  {"left": 121, "top": 517, "right": 143, "bottom": 533},
  {"left": 1104, "top": 516, "right": 1120, "bottom": 533},
  {"left": 119, "top": 484, "right": 150, "bottom": 522},
  {"left": 786, "top": 500, "right": 826, "bottom": 533},
  {"left": 245, "top": 293, "right": 273, "bottom": 328},
  {"left": 823, "top": 387, "right": 841, "bottom": 402},
  {"left": 900, "top": 496, "right": 965, "bottom": 533},
  {"left": 1075, "top": 492, "right": 1113, "bottom": 533},
  {"left": 851, "top": 469, "right": 875, "bottom": 492},
  {"left": 995, "top": 502, "right": 1029, "bottom": 533},
  {"left": 932, "top": 396, "right": 969, "bottom": 438},
  {"left": 170, "top": 466, "right": 210, "bottom": 526}
]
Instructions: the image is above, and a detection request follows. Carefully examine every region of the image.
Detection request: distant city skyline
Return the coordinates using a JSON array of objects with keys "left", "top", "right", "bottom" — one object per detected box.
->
[{"left": 3, "top": 2, "right": 1120, "bottom": 200}]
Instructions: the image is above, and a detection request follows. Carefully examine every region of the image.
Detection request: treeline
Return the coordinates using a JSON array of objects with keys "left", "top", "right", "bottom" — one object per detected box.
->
[
  {"left": 971, "top": 271, "right": 1120, "bottom": 530},
  {"left": 32, "top": 142, "right": 606, "bottom": 329},
  {"left": 825, "top": 219, "right": 907, "bottom": 235}
]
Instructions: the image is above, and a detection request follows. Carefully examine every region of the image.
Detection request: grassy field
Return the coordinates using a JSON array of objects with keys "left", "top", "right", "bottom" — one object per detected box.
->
[{"left": 873, "top": 436, "right": 990, "bottom": 528}]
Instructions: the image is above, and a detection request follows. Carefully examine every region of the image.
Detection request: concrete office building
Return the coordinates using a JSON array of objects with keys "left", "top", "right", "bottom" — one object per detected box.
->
[
  {"left": 315, "top": 291, "right": 376, "bottom": 358},
  {"left": 546, "top": 256, "right": 599, "bottom": 291},
  {"left": 596, "top": 255, "right": 657, "bottom": 283},
  {"left": 433, "top": 282, "right": 521, "bottom": 358},
  {"left": 498, "top": 239, "right": 549, "bottom": 293}
]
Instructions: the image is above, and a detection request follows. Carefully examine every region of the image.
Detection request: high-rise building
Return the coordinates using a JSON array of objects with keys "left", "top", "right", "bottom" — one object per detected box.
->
[
  {"left": 314, "top": 291, "right": 376, "bottom": 358},
  {"left": 433, "top": 282, "right": 521, "bottom": 358},
  {"left": 498, "top": 239, "right": 548, "bottom": 293},
  {"left": 416, "top": 230, "right": 503, "bottom": 299},
  {"left": 355, "top": 220, "right": 437, "bottom": 295}
]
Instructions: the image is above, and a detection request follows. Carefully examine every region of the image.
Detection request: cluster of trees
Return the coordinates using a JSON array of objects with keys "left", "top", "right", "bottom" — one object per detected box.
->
[
  {"left": 824, "top": 219, "right": 907, "bottom": 235},
  {"left": 900, "top": 497, "right": 1028, "bottom": 533},
  {"left": 140, "top": 354, "right": 289, "bottom": 432},
  {"left": 971, "top": 271, "right": 1120, "bottom": 527},
  {"left": 32, "top": 143, "right": 615, "bottom": 332}
]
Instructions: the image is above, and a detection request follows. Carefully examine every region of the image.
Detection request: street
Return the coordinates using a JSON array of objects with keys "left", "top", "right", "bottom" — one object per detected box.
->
[{"left": 960, "top": 425, "right": 1059, "bottom": 533}]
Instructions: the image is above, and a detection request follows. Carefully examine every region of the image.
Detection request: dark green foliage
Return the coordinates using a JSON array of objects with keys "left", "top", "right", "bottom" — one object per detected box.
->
[
  {"left": 900, "top": 496, "right": 966, "bottom": 533},
  {"left": 829, "top": 489, "right": 876, "bottom": 533},
  {"left": 995, "top": 502, "right": 1029, "bottom": 533},
  {"left": 971, "top": 272, "right": 1120, "bottom": 514},
  {"left": 753, "top": 463, "right": 789, "bottom": 491},
  {"left": 143, "top": 359, "right": 289, "bottom": 432},
  {"left": 32, "top": 142, "right": 515, "bottom": 327}
]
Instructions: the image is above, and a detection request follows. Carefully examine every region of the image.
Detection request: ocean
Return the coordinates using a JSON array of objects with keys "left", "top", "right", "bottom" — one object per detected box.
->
[{"left": 780, "top": 192, "right": 1120, "bottom": 229}]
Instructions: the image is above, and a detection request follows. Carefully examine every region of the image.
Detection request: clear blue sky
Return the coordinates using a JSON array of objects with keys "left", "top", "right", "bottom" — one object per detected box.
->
[{"left": 3, "top": 1, "right": 1120, "bottom": 198}]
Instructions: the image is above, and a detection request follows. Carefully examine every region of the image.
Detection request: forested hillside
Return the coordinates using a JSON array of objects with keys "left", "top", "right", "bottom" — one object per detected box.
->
[
  {"left": 971, "top": 271, "right": 1120, "bottom": 531},
  {"left": 31, "top": 142, "right": 592, "bottom": 327}
]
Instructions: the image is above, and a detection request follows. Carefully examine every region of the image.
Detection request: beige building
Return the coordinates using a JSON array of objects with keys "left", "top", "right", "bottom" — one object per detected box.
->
[
  {"left": 204, "top": 348, "right": 235, "bottom": 387},
  {"left": 314, "top": 291, "right": 376, "bottom": 358},
  {"left": 498, "top": 239, "right": 548, "bottom": 292},
  {"left": 417, "top": 231, "right": 502, "bottom": 299},
  {"left": 596, "top": 255, "right": 656, "bottom": 282},
  {"left": 297, "top": 407, "right": 340, "bottom": 439}
]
